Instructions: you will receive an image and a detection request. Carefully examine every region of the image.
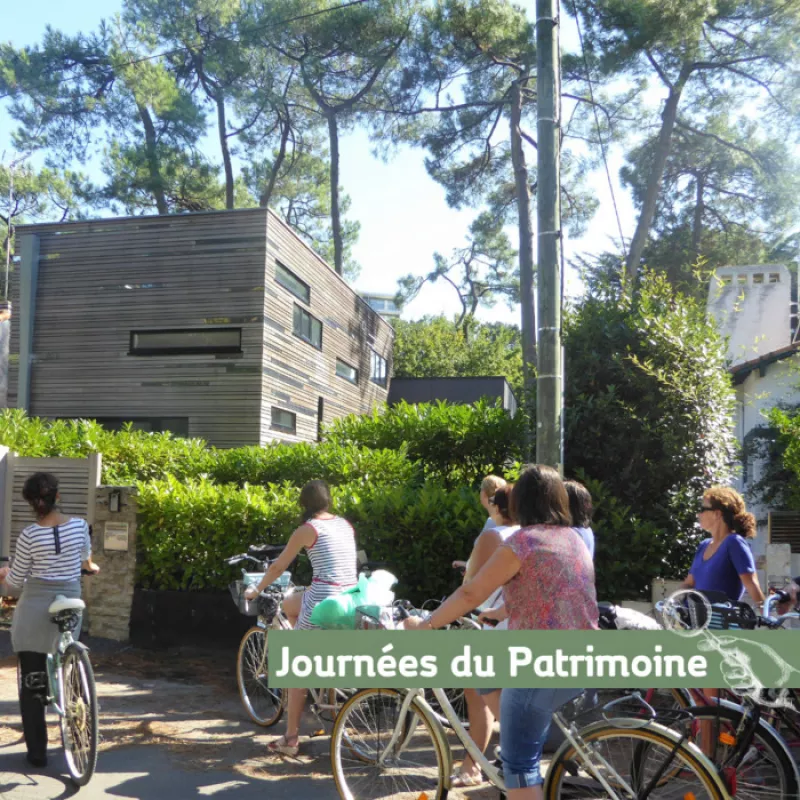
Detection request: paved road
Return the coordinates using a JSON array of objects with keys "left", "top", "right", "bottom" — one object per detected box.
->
[{"left": 0, "top": 743, "right": 339, "bottom": 800}]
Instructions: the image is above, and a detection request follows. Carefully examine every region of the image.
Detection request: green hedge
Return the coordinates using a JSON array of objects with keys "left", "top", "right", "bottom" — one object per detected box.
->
[
  {"left": 325, "top": 399, "right": 526, "bottom": 487},
  {"left": 0, "top": 410, "right": 211, "bottom": 484},
  {"left": 137, "top": 476, "right": 485, "bottom": 604},
  {"left": 210, "top": 441, "right": 418, "bottom": 487}
]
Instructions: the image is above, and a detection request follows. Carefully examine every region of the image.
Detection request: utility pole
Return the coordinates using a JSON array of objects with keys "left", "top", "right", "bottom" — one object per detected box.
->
[{"left": 535, "top": 0, "right": 563, "bottom": 471}]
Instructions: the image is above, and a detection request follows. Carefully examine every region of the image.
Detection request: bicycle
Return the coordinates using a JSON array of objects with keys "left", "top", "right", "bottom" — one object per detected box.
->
[
  {"left": 653, "top": 589, "right": 800, "bottom": 800},
  {"left": 330, "top": 605, "right": 730, "bottom": 800},
  {"left": 228, "top": 544, "right": 382, "bottom": 730},
  {"left": 41, "top": 587, "right": 99, "bottom": 786}
]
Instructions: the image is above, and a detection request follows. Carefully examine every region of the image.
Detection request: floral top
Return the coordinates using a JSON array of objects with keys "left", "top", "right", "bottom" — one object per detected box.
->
[{"left": 503, "top": 525, "right": 599, "bottom": 631}]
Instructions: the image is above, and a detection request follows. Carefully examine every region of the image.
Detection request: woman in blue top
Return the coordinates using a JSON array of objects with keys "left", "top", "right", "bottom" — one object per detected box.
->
[{"left": 681, "top": 486, "right": 764, "bottom": 605}]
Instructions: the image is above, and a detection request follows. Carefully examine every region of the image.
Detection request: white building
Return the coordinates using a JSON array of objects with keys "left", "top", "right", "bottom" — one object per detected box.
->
[{"left": 706, "top": 264, "right": 800, "bottom": 583}]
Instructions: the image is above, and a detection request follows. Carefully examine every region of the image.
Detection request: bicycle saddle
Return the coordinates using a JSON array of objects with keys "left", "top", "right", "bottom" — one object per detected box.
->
[{"left": 49, "top": 595, "right": 86, "bottom": 614}]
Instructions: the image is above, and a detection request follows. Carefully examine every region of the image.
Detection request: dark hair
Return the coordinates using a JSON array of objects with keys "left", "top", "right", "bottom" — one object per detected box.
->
[
  {"left": 704, "top": 486, "right": 756, "bottom": 539},
  {"left": 22, "top": 472, "right": 59, "bottom": 518},
  {"left": 564, "top": 480, "right": 593, "bottom": 528},
  {"left": 299, "top": 479, "right": 331, "bottom": 521},
  {"left": 510, "top": 464, "right": 571, "bottom": 527},
  {"left": 489, "top": 486, "right": 514, "bottom": 523}
]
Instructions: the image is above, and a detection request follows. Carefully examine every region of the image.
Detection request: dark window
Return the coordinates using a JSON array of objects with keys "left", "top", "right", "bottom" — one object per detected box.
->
[
  {"left": 271, "top": 407, "right": 296, "bottom": 433},
  {"left": 275, "top": 262, "right": 310, "bottom": 304},
  {"left": 336, "top": 359, "right": 359, "bottom": 384},
  {"left": 130, "top": 328, "right": 241, "bottom": 356},
  {"left": 317, "top": 397, "right": 324, "bottom": 442},
  {"left": 293, "top": 305, "right": 322, "bottom": 349},
  {"left": 370, "top": 350, "right": 387, "bottom": 387}
]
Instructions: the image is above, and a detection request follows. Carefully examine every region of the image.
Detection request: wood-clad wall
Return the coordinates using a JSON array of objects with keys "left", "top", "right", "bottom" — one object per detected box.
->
[
  {"left": 8, "top": 208, "right": 393, "bottom": 448},
  {"left": 261, "top": 210, "right": 393, "bottom": 444},
  {"left": 9, "top": 211, "right": 268, "bottom": 447}
]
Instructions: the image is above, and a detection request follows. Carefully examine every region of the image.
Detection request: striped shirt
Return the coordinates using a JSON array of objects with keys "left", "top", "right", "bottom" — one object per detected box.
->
[
  {"left": 306, "top": 516, "right": 358, "bottom": 586},
  {"left": 7, "top": 518, "right": 91, "bottom": 586}
]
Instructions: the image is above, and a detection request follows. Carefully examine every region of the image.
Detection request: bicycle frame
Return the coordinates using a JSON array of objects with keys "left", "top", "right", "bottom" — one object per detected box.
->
[
  {"left": 373, "top": 687, "right": 687, "bottom": 799},
  {"left": 45, "top": 625, "right": 84, "bottom": 718}
]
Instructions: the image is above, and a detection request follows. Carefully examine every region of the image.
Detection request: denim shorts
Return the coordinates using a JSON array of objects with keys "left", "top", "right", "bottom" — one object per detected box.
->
[{"left": 499, "top": 687, "right": 583, "bottom": 789}]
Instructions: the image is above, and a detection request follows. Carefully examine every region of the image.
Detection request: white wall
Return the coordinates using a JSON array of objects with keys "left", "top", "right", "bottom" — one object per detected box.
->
[
  {"left": 707, "top": 265, "right": 792, "bottom": 365},
  {"left": 734, "top": 356, "right": 800, "bottom": 579}
]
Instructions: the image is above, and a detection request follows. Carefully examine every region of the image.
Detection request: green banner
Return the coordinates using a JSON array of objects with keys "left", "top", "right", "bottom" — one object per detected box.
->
[{"left": 268, "top": 629, "right": 800, "bottom": 689}]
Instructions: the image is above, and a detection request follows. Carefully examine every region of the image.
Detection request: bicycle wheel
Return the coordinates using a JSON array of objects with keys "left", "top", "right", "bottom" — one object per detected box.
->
[
  {"left": 59, "top": 644, "right": 98, "bottom": 786},
  {"left": 331, "top": 688, "right": 448, "bottom": 800},
  {"left": 544, "top": 720, "right": 728, "bottom": 800},
  {"left": 236, "top": 626, "right": 284, "bottom": 727},
  {"left": 677, "top": 702, "right": 799, "bottom": 800}
]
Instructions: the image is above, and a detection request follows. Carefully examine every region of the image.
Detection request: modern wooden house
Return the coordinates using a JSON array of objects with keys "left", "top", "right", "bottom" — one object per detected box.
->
[{"left": 8, "top": 208, "right": 393, "bottom": 447}]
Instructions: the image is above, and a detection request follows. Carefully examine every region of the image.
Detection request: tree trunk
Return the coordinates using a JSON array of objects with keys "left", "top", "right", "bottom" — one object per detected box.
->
[
  {"left": 510, "top": 79, "right": 537, "bottom": 421},
  {"left": 260, "top": 116, "right": 290, "bottom": 208},
  {"left": 327, "top": 112, "right": 343, "bottom": 275},
  {"left": 624, "top": 65, "right": 692, "bottom": 281},
  {"left": 137, "top": 103, "right": 169, "bottom": 215},
  {"left": 215, "top": 92, "right": 235, "bottom": 210},
  {"left": 692, "top": 172, "right": 704, "bottom": 259}
]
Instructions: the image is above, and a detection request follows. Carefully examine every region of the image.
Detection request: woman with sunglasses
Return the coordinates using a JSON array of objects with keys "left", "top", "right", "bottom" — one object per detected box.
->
[{"left": 681, "top": 486, "right": 765, "bottom": 606}]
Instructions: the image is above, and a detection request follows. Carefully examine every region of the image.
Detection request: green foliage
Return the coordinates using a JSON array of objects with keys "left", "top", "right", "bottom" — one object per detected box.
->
[
  {"left": 136, "top": 475, "right": 484, "bottom": 603},
  {"left": 391, "top": 316, "right": 524, "bottom": 399},
  {"left": 564, "top": 271, "right": 737, "bottom": 586},
  {"left": 0, "top": 410, "right": 211, "bottom": 484},
  {"left": 765, "top": 406, "right": 800, "bottom": 509},
  {"left": 573, "top": 471, "right": 687, "bottom": 602},
  {"left": 325, "top": 399, "right": 526, "bottom": 488},
  {"left": 136, "top": 476, "right": 302, "bottom": 591},
  {"left": 210, "top": 441, "right": 417, "bottom": 487}
]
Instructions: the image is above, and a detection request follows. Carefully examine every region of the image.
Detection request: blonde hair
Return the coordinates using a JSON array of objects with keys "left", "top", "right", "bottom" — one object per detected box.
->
[
  {"left": 481, "top": 475, "right": 507, "bottom": 496},
  {"left": 704, "top": 486, "right": 756, "bottom": 539}
]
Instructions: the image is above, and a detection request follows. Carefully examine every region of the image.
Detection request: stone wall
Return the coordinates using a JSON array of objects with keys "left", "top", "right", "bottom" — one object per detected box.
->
[{"left": 82, "top": 486, "right": 137, "bottom": 641}]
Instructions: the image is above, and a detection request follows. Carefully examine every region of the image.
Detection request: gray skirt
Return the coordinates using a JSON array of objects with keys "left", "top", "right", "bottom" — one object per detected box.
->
[{"left": 11, "top": 578, "right": 82, "bottom": 654}]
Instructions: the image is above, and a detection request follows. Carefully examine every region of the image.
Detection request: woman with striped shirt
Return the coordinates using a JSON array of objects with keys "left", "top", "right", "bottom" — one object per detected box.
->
[
  {"left": 245, "top": 479, "right": 356, "bottom": 756},
  {"left": 0, "top": 472, "right": 99, "bottom": 768}
]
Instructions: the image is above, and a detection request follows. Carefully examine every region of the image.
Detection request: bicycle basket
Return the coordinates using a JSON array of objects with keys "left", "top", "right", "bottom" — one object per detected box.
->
[
  {"left": 355, "top": 605, "right": 398, "bottom": 630},
  {"left": 229, "top": 580, "right": 261, "bottom": 617}
]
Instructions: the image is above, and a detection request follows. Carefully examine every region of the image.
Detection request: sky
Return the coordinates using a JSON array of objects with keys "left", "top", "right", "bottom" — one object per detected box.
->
[{"left": 0, "top": 0, "right": 640, "bottom": 324}]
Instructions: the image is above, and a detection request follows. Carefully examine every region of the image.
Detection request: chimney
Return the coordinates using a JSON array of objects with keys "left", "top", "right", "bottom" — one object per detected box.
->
[{"left": 706, "top": 265, "right": 792, "bottom": 366}]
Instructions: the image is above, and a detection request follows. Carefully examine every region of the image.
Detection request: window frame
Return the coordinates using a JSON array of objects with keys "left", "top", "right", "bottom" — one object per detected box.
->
[
  {"left": 370, "top": 349, "right": 388, "bottom": 387},
  {"left": 275, "top": 261, "right": 311, "bottom": 304},
  {"left": 335, "top": 358, "right": 359, "bottom": 385},
  {"left": 271, "top": 407, "right": 297, "bottom": 434},
  {"left": 129, "top": 327, "right": 242, "bottom": 356},
  {"left": 292, "top": 304, "right": 323, "bottom": 350}
]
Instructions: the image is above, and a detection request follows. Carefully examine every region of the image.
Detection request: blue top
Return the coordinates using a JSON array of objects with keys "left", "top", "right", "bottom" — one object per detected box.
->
[
  {"left": 572, "top": 526, "right": 595, "bottom": 559},
  {"left": 689, "top": 535, "right": 756, "bottom": 602}
]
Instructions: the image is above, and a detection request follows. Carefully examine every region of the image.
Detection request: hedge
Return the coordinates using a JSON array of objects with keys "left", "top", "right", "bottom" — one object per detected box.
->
[
  {"left": 137, "top": 476, "right": 485, "bottom": 605},
  {"left": 325, "top": 399, "right": 526, "bottom": 487}
]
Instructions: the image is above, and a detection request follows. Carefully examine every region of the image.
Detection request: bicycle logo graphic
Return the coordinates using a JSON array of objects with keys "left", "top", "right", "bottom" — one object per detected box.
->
[{"left": 659, "top": 589, "right": 800, "bottom": 710}]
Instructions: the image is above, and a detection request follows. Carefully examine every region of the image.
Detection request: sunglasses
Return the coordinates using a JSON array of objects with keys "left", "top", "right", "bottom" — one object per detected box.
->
[{"left": 699, "top": 505, "right": 715, "bottom": 513}]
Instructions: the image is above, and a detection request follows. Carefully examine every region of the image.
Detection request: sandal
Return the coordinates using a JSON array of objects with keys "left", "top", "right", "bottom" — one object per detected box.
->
[
  {"left": 267, "top": 735, "right": 300, "bottom": 757},
  {"left": 450, "top": 767, "right": 484, "bottom": 787}
]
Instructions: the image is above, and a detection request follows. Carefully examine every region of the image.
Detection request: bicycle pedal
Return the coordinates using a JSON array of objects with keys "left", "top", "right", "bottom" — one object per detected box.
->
[{"left": 310, "top": 728, "right": 326, "bottom": 737}]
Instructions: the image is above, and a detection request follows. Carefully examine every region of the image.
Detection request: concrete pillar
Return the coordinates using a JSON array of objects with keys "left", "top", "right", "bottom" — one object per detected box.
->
[
  {"left": 17, "top": 234, "right": 40, "bottom": 412},
  {"left": 82, "top": 486, "right": 138, "bottom": 641}
]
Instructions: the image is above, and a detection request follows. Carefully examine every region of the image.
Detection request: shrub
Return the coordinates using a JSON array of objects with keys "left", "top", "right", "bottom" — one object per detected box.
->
[
  {"left": 0, "top": 410, "right": 211, "bottom": 484},
  {"left": 136, "top": 476, "right": 485, "bottom": 602},
  {"left": 325, "top": 399, "right": 526, "bottom": 487},
  {"left": 210, "top": 441, "right": 418, "bottom": 487},
  {"left": 563, "top": 271, "right": 736, "bottom": 589}
]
